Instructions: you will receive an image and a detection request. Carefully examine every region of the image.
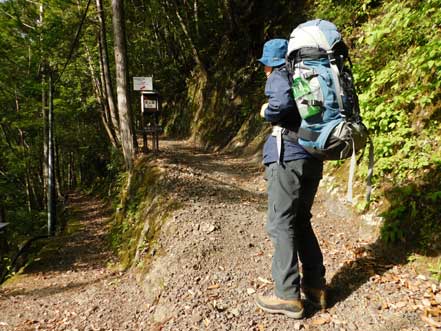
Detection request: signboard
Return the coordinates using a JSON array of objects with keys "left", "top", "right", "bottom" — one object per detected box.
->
[
  {"left": 141, "top": 91, "right": 160, "bottom": 113},
  {"left": 144, "top": 99, "right": 157, "bottom": 109},
  {"left": 133, "top": 76, "right": 153, "bottom": 91}
]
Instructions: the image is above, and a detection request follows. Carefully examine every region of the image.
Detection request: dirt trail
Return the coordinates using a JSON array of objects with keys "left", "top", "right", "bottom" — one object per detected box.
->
[
  {"left": 0, "top": 195, "right": 150, "bottom": 330},
  {"left": 1, "top": 140, "right": 439, "bottom": 331}
]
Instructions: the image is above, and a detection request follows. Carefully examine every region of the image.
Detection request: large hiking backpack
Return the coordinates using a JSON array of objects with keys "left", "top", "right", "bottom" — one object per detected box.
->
[{"left": 286, "top": 19, "right": 373, "bottom": 202}]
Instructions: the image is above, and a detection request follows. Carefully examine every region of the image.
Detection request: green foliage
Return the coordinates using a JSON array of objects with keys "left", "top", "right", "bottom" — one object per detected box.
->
[
  {"left": 429, "top": 259, "right": 441, "bottom": 283},
  {"left": 0, "top": 0, "right": 118, "bottom": 278},
  {"left": 309, "top": 0, "right": 441, "bottom": 251},
  {"left": 309, "top": 0, "right": 382, "bottom": 35},
  {"left": 380, "top": 220, "right": 404, "bottom": 244},
  {"left": 109, "top": 160, "right": 178, "bottom": 270}
]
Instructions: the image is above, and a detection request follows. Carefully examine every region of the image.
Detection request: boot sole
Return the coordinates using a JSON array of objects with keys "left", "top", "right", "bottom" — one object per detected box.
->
[{"left": 256, "top": 301, "right": 304, "bottom": 319}]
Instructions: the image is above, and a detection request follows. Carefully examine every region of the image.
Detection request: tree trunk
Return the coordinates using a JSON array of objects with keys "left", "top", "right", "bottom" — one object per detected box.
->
[
  {"left": 40, "top": 3, "right": 48, "bottom": 208},
  {"left": 193, "top": 0, "right": 199, "bottom": 38},
  {"left": 36, "top": 157, "right": 45, "bottom": 209},
  {"left": 84, "top": 39, "right": 118, "bottom": 148},
  {"left": 223, "top": 0, "right": 236, "bottom": 30},
  {"left": 98, "top": 45, "right": 111, "bottom": 125},
  {"left": 47, "top": 72, "right": 56, "bottom": 236},
  {"left": 15, "top": 91, "right": 32, "bottom": 212},
  {"left": 55, "top": 139, "right": 63, "bottom": 200},
  {"left": 171, "top": 0, "right": 206, "bottom": 77},
  {"left": 111, "top": 0, "right": 134, "bottom": 170},
  {"left": 42, "top": 69, "right": 48, "bottom": 207},
  {"left": 26, "top": 168, "right": 40, "bottom": 210},
  {"left": 97, "top": 0, "right": 120, "bottom": 142},
  {"left": 0, "top": 205, "right": 4, "bottom": 224},
  {"left": 67, "top": 152, "right": 76, "bottom": 189},
  {"left": 100, "top": 109, "right": 118, "bottom": 149}
]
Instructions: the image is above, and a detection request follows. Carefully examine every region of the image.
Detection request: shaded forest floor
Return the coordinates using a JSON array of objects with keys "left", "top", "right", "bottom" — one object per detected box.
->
[{"left": 1, "top": 139, "right": 440, "bottom": 330}]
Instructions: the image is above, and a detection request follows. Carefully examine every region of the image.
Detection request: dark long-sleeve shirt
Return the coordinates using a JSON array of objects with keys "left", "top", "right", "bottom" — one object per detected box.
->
[{"left": 262, "top": 66, "right": 311, "bottom": 164}]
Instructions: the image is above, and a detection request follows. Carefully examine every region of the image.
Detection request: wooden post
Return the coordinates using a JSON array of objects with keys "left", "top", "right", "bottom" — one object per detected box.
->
[{"left": 141, "top": 94, "right": 148, "bottom": 153}]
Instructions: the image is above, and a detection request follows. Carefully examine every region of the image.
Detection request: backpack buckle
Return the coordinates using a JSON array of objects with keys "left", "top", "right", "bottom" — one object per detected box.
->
[
  {"left": 327, "top": 50, "right": 337, "bottom": 64},
  {"left": 302, "top": 70, "right": 318, "bottom": 80}
]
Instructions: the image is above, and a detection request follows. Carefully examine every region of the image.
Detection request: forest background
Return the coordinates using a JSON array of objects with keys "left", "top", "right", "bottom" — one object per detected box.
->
[{"left": 0, "top": 0, "right": 440, "bottom": 280}]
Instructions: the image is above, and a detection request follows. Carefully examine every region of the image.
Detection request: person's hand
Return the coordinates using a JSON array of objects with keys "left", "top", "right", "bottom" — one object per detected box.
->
[{"left": 260, "top": 103, "right": 268, "bottom": 118}]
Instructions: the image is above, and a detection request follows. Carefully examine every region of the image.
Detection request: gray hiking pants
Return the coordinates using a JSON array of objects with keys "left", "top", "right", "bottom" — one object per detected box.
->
[{"left": 265, "top": 158, "right": 325, "bottom": 300}]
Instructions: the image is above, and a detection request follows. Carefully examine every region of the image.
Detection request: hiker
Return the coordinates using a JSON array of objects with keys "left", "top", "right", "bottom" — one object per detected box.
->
[{"left": 255, "top": 38, "right": 327, "bottom": 319}]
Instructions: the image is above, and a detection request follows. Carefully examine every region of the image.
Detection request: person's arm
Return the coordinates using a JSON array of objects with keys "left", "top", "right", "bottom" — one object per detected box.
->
[{"left": 263, "top": 71, "right": 296, "bottom": 123}]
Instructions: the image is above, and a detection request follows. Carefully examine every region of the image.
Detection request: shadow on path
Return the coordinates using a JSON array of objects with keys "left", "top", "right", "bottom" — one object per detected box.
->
[
  {"left": 153, "top": 140, "right": 267, "bottom": 208},
  {"left": 326, "top": 164, "right": 441, "bottom": 307},
  {"left": 1, "top": 274, "right": 113, "bottom": 299},
  {"left": 18, "top": 193, "right": 114, "bottom": 276},
  {"left": 327, "top": 240, "right": 409, "bottom": 308}
]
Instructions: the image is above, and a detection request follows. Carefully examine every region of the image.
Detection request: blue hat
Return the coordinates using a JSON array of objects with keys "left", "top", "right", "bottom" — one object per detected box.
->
[{"left": 258, "top": 39, "right": 288, "bottom": 67}]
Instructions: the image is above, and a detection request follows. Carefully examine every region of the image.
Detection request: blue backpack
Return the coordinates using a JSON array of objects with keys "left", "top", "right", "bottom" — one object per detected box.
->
[{"left": 286, "top": 19, "right": 373, "bottom": 201}]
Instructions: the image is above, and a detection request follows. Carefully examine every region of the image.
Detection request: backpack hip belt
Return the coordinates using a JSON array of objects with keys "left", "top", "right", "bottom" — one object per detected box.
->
[{"left": 271, "top": 125, "right": 299, "bottom": 164}]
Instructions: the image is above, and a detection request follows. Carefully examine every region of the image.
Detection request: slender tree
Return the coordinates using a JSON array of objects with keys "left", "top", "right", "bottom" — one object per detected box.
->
[
  {"left": 96, "top": 0, "right": 120, "bottom": 143},
  {"left": 111, "top": 0, "right": 134, "bottom": 170}
]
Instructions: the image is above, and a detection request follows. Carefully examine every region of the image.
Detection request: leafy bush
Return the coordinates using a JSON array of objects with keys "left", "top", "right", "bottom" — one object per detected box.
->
[{"left": 311, "top": 0, "right": 441, "bottom": 249}]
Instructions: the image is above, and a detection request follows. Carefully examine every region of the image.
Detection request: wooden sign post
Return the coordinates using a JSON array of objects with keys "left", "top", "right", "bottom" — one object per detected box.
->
[{"left": 133, "top": 77, "right": 161, "bottom": 153}]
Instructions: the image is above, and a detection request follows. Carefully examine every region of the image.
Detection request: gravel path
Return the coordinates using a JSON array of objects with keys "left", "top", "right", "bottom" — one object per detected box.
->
[{"left": 1, "top": 140, "right": 439, "bottom": 330}]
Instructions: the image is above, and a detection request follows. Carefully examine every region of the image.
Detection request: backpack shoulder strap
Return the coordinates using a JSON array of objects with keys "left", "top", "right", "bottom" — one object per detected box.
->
[
  {"left": 274, "top": 65, "right": 294, "bottom": 86},
  {"left": 327, "top": 50, "right": 345, "bottom": 113}
]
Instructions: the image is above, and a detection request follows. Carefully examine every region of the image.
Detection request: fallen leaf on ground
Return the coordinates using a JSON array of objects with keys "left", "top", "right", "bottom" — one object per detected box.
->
[
  {"left": 394, "top": 301, "right": 407, "bottom": 309},
  {"left": 247, "top": 288, "right": 256, "bottom": 294},
  {"left": 312, "top": 314, "right": 332, "bottom": 325},
  {"left": 421, "top": 314, "right": 441, "bottom": 328},
  {"left": 422, "top": 298, "right": 432, "bottom": 307},
  {"left": 312, "top": 317, "right": 328, "bottom": 325},
  {"left": 257, "top": 277, "right": 271, "bottom": 284},
  {"left": 425, "top": 307, "right": 441, "bottom": 317},
  {"left": 207, "top": 284, "right": 220, "bottom": 290}
]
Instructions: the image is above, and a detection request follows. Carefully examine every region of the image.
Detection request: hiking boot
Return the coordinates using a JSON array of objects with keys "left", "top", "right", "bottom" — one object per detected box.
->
[
  {"left": 302, "top": 286, "right": 327, "bottom": 309},
  {"left": 255, "top": 294, "right": 304, "bottom": 319}
]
